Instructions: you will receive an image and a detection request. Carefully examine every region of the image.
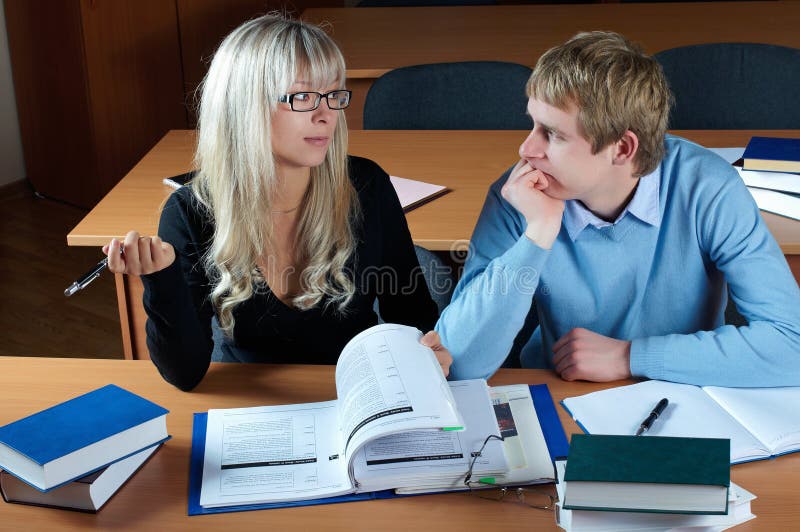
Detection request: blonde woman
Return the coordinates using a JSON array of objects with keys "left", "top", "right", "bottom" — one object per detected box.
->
[{"left": 103, "top": 15, "right": 450, "bottom": 390}]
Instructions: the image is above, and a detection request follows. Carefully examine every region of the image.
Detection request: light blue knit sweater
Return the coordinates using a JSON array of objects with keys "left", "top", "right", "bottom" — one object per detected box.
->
[{"left": 437, "top": 136, "right": 800, "bottom": 387}]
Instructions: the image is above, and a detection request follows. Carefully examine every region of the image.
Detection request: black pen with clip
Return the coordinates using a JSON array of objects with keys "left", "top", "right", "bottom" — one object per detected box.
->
[
  {"left": 64, "top": 246, "right": 124, "bottom": 297},
  {"left": 635, "top": 397, "right": 669, "bottom": 436}
]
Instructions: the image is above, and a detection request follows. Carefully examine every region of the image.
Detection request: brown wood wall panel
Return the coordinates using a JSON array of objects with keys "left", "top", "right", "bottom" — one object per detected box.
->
[
  {"left": 177, "top": 0, "right": 344, "bottom": 127},
  {"left": 4, "top": 0, "right": 98, "bottom": 207},
  {"left": 80, "top": 0, "right": 189, "bottom": 203}
]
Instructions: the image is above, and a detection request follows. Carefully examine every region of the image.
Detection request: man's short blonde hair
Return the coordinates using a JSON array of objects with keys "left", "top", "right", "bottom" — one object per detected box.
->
[{"left": 527, "top": 31, "right": 672, "bottom": 177}]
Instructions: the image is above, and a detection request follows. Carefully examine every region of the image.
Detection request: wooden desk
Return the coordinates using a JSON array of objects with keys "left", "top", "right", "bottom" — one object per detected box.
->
[
  {"left": 68, "top": 130, "right": 800, "bottom": 359},
  {"left": 301, "top": 2, "right": 800, "bottom": 128},
  {"left": 0, "top": 358, "right": 796, "bottom": 530}
]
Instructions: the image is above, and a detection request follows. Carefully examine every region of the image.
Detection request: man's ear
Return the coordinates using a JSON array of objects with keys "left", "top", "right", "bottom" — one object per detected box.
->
[{"left": 612, "top": 130, "right": 639, "bottom": 166}]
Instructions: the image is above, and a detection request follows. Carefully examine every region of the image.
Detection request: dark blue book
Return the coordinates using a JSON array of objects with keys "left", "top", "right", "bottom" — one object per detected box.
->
[
  {"left": 742, "top": 136, "right": 800, "bottom": 174},
  {"left": 0, "top": 384, "right": 169, "bottom": 492}
]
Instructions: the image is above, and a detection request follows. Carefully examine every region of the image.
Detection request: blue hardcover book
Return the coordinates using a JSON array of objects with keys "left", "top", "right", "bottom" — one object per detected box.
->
[
  {"left": 187, "top": 383, "right": 568, "bottom": 515},
  {"left": 0, "top": 384, "right": 170, "bottom": 492},
  {"left": 742, "top": 136, "right": 800, "bottom": 174}
]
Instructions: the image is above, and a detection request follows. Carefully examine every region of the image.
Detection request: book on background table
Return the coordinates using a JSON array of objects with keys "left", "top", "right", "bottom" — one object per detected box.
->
[
  {"left": 562, "top": 434, "right": 730, "bottom": 515},
  {"left": 554, "top": 460, "right": 756, "bottom": 531},
  {"left": 163, "top": 172, "right": 448, "bottom": 212},
  {"left": 187, "top": 382, "right": 569, "bottom": 515},
  {"left": 745, "top": 187, "right": 800, "bottom": 221},
  {"left": 742, "top": 136, "right": 800, "bottom": 174},
  {"left": 198, "top": 323, "right": 465, "bottom": 509},
  {"left": 735, "top": 167, "right": 800, "bottom": 195},
  {"left": 0, "top": 384, "right": 170, "bottom": 492},
  {"left": 561, "top": 380, "right": 800, "bottom": 464},
  {"left": 388, "top": 176, "right": 448, "bottom": 212},
  {"left": 0, "top": 443, "right": 161, "bottom": 513},
  {"left": 708, "top": 146, "right": 800, "bottom": 220}
]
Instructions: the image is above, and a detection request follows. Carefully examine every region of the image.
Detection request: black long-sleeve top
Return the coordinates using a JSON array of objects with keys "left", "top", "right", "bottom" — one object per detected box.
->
[{"left": 141, "top": 156, "right": 438, "bottom": 391}]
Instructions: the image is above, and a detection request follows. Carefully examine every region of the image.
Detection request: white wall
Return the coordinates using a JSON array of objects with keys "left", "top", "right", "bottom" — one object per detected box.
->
[{"left": 0, "top": 0, "right": 26, "bottom": 187}]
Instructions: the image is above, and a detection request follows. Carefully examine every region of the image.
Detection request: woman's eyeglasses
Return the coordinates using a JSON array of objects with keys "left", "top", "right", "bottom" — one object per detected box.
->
[
  {"left": 279, "top": 90, "right": 352, "bottom": 112},
  {"left": 464, "top": 434, "right": 557, "bottom": 511}
]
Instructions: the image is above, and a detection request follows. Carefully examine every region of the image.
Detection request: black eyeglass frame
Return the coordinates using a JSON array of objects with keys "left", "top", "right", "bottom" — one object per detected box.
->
[
  {"left": 463, "top": 434, "right": 557, "bottom": 511},
  {"left": 278, "top": 90, "right": 352, "bottom": 112}
]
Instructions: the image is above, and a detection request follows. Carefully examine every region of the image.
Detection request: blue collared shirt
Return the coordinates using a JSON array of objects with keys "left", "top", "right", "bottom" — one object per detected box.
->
[{"left": 563, "top": 166, "right": 662, "bottom": 241}]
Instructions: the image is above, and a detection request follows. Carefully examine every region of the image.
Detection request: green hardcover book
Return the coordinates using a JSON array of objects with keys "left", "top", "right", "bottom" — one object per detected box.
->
[{"left": 563, "top": 434, "right": 730, "bottom": 514}]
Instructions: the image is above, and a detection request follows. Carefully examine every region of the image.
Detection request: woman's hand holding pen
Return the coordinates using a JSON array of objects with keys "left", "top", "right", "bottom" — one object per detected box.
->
[{"left": 103, "top": 230, "right": 175, "bottom": 276}]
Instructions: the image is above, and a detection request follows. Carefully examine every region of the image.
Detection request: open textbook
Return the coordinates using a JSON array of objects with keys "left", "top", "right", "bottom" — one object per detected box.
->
[
  {"left": 561, "top": 380, "right": 800, "bottom": 464},
  {"left": 200, "top": 324, "right": 470, "bottom": 508},
  {"left": 189, "top": 381, "right": 567, "bottom": 514}
]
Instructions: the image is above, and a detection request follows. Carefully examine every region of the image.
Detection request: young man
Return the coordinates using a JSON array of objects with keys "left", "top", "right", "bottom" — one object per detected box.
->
[{"left": 437, "top": 31, "right": 800, "bottom": 387}]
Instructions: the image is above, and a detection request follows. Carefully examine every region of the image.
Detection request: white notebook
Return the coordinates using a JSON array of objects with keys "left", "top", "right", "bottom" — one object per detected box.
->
[
  {"left": 561, "top": 380, "right": 800, "bottom": 464},
  {"left": 388, "top": 176, "right": 448, "bottom": 212}
]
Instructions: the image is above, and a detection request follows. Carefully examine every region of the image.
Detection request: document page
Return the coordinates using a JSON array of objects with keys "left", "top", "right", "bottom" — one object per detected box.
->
[
  {"left": 389, "top": 175, "right": 448, "bottom": 211},
  {"left": 561, "top": 380, "right": 766, "bottom": 463},
  {"left": 491, "top": 384, "right": 553, "bottom": 484},
  {"left": 200, "top": 401, "right": 352, "bottom": 507},
  {"left": 351, "top": 379, "right": 505, "bottom": 492},
  {"left": 334, "top": 324, "right": 462, "bottom": 459},
  {"left": 703, "top": 386, "right": 800, "bottom": 455}
]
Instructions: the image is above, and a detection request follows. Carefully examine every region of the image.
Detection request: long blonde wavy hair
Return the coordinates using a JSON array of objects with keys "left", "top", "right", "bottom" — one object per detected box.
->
[{"left": 193, "top": 14, "right": 359, "bottom": 336}]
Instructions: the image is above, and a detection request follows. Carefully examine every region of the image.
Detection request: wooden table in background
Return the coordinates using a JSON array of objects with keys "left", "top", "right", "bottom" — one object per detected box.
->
[
  {"left": 0, "top": 358, "right": 796, "bottom": 531},
  {"left": 68, "top": 130, "right": 800, "bottom": 360},
  {"left": 301, "top": 2, "right": 800, "bottom": 128}
]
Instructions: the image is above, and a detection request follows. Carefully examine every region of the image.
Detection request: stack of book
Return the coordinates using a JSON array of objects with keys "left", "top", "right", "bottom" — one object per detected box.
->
[
  {"left": 722, "top": 137, "right": 800, "bottom": 221},
  {"left": 0, "top": 384, "right": 169, "bottom": 513},
  {"left": 554, "top": 453, "right": 756, "bottom": 531}
]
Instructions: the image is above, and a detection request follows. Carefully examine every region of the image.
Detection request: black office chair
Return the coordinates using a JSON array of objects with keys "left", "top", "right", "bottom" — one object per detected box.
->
[
  {"left": 363, "top": 61, "right": 532, "bottom": 130},
  {"left": 654, "top": 43, "right": 800, "bottom": 129}
]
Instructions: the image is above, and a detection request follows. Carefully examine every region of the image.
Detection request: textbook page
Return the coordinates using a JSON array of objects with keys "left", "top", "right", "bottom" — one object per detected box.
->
[
  {"left": 491, "top": 384, "right": 554, "bottom": 484},
  {"left": 737, "top": 167, "right": 800, "bottom": 195},
  {"left": 351, "top": 379, "right": 505, "bottom": 493},
  {"left": 335, "top": 324, "right": 463, "bottom": 462},
  {"left": 561, "top": 380, "right": 766, "bottom": 463},
  {"left": 746, "top": 187, "right": 800, "bottom": 221},
  {"left": 703, "top": 386, "right": 800, "bottom": 456},
  {"left": 200, "top": 401, "right": 352, "bottom": 507}
]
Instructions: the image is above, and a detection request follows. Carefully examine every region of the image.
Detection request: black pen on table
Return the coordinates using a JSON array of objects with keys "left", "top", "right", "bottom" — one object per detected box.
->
[
  {"left": 64, "top": 246, "right": 123, "bottom": 297},
  {"left": 635, "top": 397, "right": 669, "bottom": 436}
]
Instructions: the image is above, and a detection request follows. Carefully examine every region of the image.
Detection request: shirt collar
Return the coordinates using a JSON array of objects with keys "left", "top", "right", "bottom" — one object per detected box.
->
[{"left": 563, "top": 164, "right": 662, "bottom": 241}]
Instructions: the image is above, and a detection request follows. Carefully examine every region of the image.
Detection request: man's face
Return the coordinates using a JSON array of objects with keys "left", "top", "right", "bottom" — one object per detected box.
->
[{"left": 519, "top": 97, "right": 617, "bottom": 204}]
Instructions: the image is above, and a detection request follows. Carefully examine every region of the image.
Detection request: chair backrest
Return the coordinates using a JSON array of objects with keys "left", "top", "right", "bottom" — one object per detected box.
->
[
  {"left": 363, "top": 61, "right": 532, "bottom": 130},
  {"left": 373, "top": 245, "right": 455, "bottom": 322},
  {"left": 654, "top": 43, "right": 800, "bottom": 129},
  {"left": 413, "top": 245, "right": 455, "bottom": 315}
]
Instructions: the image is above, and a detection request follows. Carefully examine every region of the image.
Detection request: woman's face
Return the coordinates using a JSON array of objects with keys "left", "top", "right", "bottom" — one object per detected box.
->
[{"left": 271, "top": 81, "right": 340, "bottom": 174}]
